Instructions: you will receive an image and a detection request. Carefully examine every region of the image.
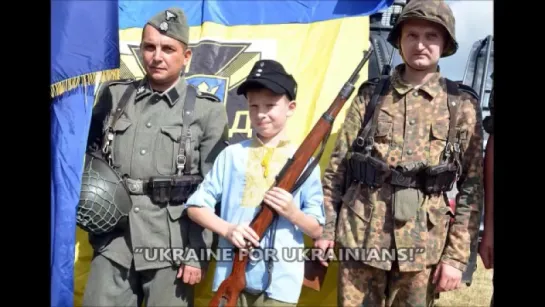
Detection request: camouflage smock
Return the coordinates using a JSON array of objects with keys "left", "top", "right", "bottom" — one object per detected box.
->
[{"left": 321, "top": 64, "right": 484, "bottom": 272}]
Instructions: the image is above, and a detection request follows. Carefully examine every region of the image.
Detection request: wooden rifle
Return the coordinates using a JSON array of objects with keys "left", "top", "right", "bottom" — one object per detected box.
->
[{"left": 209, "top": 46, "right": 374, "bottom": 307}]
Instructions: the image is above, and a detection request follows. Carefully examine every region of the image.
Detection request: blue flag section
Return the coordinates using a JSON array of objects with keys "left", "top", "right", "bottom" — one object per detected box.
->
[
  {"left": 50, "top": 1, "right": 120, "bottom": 306},
  {"left": 118, "top": 0, "right": 393, "bottom": 28}
]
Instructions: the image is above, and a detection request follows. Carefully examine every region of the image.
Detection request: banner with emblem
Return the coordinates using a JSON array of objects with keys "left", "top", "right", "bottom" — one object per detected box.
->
[{"left": 73, "top": 1, "right": 393, "bottom": 306}]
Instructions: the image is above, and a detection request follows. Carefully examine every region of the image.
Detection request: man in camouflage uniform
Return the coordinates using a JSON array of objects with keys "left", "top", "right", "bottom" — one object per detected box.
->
[
  {"left": 82, "top": 7, "right": 229, "bottom": 307},
  {"left": 315, "top": 0, "right": 484, "bottom": 306}
]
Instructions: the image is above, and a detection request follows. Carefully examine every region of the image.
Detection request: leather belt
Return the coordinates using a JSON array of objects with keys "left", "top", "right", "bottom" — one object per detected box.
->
[
  {"left": 388, "top": 169, "right": 423, "bottom": 188},
  {"left": 124, "top": 178, "right": 148, "bottom": 195}
]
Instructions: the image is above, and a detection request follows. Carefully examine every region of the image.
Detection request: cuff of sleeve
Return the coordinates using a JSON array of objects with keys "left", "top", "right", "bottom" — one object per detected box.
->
[
  {"left": 320, "top": 231, "right": 335, "bottom": 241},
  {"left": 185, "top": 188, "right": 217, "bottom": 210},
  {"left": 181, "top": 248, "right": 209, "bottom": 270},
  {"left": 440, "top": 256, "right": 467, "bottom": 272},
  {"left": 305, "top": 213, "right": 325, "bottom": 227}
]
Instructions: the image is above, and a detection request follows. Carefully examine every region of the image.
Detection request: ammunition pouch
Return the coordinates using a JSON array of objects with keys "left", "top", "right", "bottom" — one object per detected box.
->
[
  {"left": 148, "top": 174, "right": 204, "bottom": 205},
  {"left": 347, "top": 152, "right": 458, "bottom": 194},
  {"left": 347, "top": 152, "right": 390, "bottom": 188},
  {"left": 423, "top": 163, "right": 458, "bottom": 194}
]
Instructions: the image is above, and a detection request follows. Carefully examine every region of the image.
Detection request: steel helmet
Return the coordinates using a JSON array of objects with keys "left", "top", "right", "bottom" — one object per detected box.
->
[
  {"left": 387, "top": 0, "right": 458, "bottom": 57},
  {"left": 76, "top": 152, "right": 133, "bottom": 235}
]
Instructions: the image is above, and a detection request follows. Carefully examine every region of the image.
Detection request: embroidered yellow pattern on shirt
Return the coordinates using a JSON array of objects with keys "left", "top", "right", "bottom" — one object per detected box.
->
[{"left": 240, "top": 138, "right": 292, "bottom": 208}]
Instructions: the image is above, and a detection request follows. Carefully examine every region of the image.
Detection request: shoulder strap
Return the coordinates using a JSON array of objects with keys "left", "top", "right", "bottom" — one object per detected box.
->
[
  {"left": 102, "top": 81, "right": 137, "bottom": 158},
  {"left": 443, "top": 79, "right": 469, "bottom": 169},
  {"left": 362, "top": 77, "right": 386, "bottom": 128},
  {"left": 197, "top": 91, "right": 221, "bottom": 102},
  {"left": 177, "top": 85, "right": 198, "bottom": 176},
  {"left": 110, "top": 83, "right": 137, "bottom": 129},
  {"left": 445, "top": 79, "right": 461, "bottom": 147},
  {"left": 353, "top": 76, "right": 391, "bottom": 152},
  {"left": 457, "top": 83, "right": 479, "bottom": 101},
  {"left": 444, "top": 79, "right": 480, "bottom": 147},
  {"left": 365, "top": 76, "right": 391, "bottom": 137}
]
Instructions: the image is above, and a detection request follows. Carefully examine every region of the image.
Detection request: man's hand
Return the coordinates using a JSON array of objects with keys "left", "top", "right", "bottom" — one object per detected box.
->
[
  {"left": 225, "top": 223, "right": 260, "bottom": 249},
  {"left": 176, "top": 264, "right": 205, "bottom": 285},
  {"left": 479, "top": 227, "right": 494, "bottom": 269},
  {"left": 263, "top": 187, "right": 298, "bottom": 220},
  {"left": 432, "top": 262, "right": 462, "bottom": 292},
  {"left": 314, "top": 239, "right": 335, "bottom": 267}
]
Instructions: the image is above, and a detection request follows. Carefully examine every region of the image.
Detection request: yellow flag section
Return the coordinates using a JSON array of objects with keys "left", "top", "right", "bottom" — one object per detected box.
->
[{"left": 74, "top": 16, "right": 371, "bottom": 307}]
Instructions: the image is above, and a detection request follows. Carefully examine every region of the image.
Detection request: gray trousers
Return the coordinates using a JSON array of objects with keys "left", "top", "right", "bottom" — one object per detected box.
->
[{"left": 82, "top": 254, "right": 194, "bottom": 307}]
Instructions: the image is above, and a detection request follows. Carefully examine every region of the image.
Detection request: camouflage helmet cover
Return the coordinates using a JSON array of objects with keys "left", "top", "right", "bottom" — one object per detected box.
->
[{"left": 387, "top": 0, "right": 458, "bottom": 57}]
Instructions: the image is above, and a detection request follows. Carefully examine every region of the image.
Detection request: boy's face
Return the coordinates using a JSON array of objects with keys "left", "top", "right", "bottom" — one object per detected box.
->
[{"left": 247, "top": 88, "right": 295, "bottom": 139}]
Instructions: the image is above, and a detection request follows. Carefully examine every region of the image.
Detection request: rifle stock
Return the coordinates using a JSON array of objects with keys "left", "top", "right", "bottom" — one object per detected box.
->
[{"left": 209, "top": 47, "right": 374, "bottom": 307}]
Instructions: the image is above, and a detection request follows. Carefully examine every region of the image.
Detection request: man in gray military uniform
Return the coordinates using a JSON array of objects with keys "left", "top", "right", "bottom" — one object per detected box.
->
[{"left": 81, "top": 7, "right": 229, "bottom": 307}]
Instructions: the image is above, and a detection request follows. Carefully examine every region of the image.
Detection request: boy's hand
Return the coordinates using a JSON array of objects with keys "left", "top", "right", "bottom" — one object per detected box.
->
[
  {"left": 225, "top": 223, "right": 260, "bottom": 249},
  {"left": 263, "top": 187, "right": 298, "bottom": 220},
  {"left": 314, "top": 239, "right": 335, "bottom": 267}
]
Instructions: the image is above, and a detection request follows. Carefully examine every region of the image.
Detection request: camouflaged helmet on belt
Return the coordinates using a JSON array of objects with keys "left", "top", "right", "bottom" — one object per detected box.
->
[
  {"left": 387, "top": 0, "right": 458, "bottom": 57},
  {"left": 76, "top": 152, "right": 133, "bottom": 235}
]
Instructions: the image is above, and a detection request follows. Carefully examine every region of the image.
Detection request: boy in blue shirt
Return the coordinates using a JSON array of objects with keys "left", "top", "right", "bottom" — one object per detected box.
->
[{"left": 185, "top": 60, "right": 325, "bottom": 306}]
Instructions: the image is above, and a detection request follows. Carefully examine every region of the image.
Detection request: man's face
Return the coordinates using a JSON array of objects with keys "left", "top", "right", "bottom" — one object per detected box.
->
[
  {"left": 399, "top": 19, "right": 446, "bottom": 71},
  {"left": 247, "top": 88, "right": 295, "bottom": 139},
  {"left": 140, "top": 25, "right": 191, "bottom": 86}
]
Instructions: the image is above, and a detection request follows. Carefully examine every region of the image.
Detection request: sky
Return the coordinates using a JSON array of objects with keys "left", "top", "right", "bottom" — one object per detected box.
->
[{"left": 439, "top": 0, "right": 494, "bottom": 81}]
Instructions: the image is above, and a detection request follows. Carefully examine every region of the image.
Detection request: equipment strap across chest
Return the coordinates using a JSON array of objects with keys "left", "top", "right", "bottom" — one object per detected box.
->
[
  {"left": 177, "top": 85, "right": 197, "bottom": 176},
  {"left": 445, "top": 79, "right": 461, "bottom": 148},
  {"left": 346, "top": 76, "right": 465, "bottom": 195},
  {"left": 110, "top": 83, "right": 137, "bottom": 133}
]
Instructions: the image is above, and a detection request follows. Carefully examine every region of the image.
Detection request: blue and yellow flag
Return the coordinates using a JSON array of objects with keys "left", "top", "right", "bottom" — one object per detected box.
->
[
  {"left": 72, "top": 1, "right": 393, "bottom": 306},
  {"left": 51, "top": 1, "right": 120, "bottom": 306}
]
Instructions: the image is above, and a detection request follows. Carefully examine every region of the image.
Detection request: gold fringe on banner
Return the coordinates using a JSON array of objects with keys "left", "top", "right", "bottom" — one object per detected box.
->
[{"left": 50, "top": 68, "right": 120, "bottom": 99}]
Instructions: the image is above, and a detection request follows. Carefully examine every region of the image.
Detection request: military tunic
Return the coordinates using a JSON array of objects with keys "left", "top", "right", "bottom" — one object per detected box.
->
[
  {"left": 321, "top": 64, "right": 484, "bottom": 273},
  {"left": 85, "top": 77, "right": 228, "bottom": 271},
  {"left": 86, "top": 77, "right": 228, "bottom": 272}
]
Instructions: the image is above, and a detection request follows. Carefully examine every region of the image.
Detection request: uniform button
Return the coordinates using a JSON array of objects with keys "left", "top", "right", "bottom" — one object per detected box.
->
[
  {"left": 412, "top": 91, "right": 419, "bottom": 97},
  {"left": 406, "top": 149, "right": 413, "bottom": 155},
  {"left": 146, "top": 122, "right": 152, "bottom": 128},
  {"left": 409, "top": 119, "right": 416, "bottom": 125},
  {"left": 133, "top": 207, "right": 140, "bottom": 213},
  {"left": 140, "top": 149, "right": 147, "bottom": 155}
]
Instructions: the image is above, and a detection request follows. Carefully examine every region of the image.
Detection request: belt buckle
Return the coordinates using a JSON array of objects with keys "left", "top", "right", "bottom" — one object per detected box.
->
[
  {"left": 126, "top": 179, "right": 143, "bottom": 194},
  {"left": 391, "top": 170, "right": 412, "bottom": 187}
]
